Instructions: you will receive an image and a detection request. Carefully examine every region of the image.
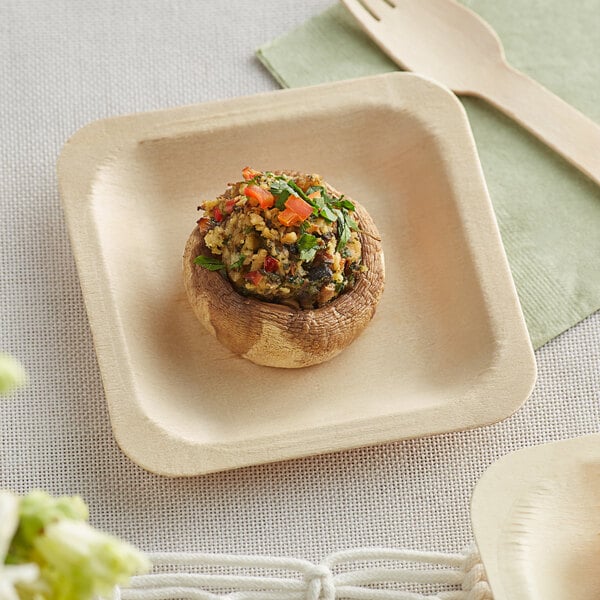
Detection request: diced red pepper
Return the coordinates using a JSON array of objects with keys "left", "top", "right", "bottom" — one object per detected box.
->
[
  {"left": 244, "top": 185, "right": 275, "bottom": 209},
  {"left": 263, "top": 256, "right": 279, "bottom": 272},
  {"left": 277, "top": 208, "right": 301, "bottom": 227},
  {"left": 242, "top": 166, "right": 261, "bottom": 180},
  {"left": 308, "top": 191, "right": 321, "bottom": 200},
  {"left": 285, "top": 195, "right": 313, "bottom": 221},
  {"left": 213, "top": 207, "right": 223, "bottom": 222},
  {"left": 244, "top": 270, "right": 263, "bottom": 285},
  {"left": 224, "top": 199, "right": 237, "bottom": 214},
  {"left": 197, "top": 217, "right": 210, "bottom": 232}
]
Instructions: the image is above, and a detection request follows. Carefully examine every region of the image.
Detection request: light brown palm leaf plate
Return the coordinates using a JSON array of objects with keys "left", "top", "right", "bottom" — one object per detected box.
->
[
  {"left": 472, "top": 434, "right": 600, "bottom": 600},
  {"left": 58, "top": 73, "right": 535, "bottom": 476}
]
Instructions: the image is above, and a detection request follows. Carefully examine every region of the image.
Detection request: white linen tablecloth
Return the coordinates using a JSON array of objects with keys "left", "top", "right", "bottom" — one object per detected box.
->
[{"left": 1, "top": 0, "right": 598, "bottom": 563}]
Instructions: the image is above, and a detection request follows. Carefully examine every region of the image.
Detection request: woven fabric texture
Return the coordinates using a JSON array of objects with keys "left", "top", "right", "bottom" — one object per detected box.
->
[{"left": 0, "top": 1, "right": 599, "bottom": 590}]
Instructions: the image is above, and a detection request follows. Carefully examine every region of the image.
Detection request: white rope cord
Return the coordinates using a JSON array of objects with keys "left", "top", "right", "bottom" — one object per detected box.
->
[{"left": 114, "top": 545, "right": 492, "bottom": 600}]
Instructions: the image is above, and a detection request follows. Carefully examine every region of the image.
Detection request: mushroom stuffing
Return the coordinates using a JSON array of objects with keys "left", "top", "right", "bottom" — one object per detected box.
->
[{"left": 195, "top": 168, "right": 366, "bottom": 309}]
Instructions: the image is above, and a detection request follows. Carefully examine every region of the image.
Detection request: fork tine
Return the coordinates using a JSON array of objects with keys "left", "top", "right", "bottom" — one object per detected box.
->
[
  {"left": 340, "top": 0, "right": 384, "bottom": 24},
  {"left": 362, "top": 0, "right": 396, "bottom": 19}
]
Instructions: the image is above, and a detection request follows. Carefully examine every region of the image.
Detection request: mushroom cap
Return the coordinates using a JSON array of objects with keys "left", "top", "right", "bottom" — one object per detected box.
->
[{"left": 183, "top": 187, "right": 385, "bottom": 368}]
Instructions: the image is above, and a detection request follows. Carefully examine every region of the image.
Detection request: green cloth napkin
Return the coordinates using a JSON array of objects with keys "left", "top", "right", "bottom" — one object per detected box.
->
[{"left": 257, "top": 2, "right": 600, "bottom": 349}]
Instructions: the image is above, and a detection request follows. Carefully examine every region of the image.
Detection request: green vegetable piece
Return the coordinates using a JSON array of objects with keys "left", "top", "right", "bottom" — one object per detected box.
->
[
  {"left": 297, "top": 233, "right": 318, "bottom": 251},
  {"left": 270, "top": 176, "right": 317, "bottom": 209},
  {"left": 320, "top": 205, "right": 337, "bottom": 222},
  {"left": 300, "top": 247, "right": 318, "bottom": 262},
  {"left": 337, "top": 226, "right": 351, "bottom": 252},
  {"left": 299, "top": 220, "right": 309, "bottom": 234},
  {"left": 194, "top": 255, "right": 225, "bottom": 271},
  {"left": 335, "top": 209, "right": 351, "bottom": 252},
  {"left": 305, "top": 185, "right": 324, "bottom": 196},
  {"left": 347, "top": 216, "right": 359, "bottom": 231},
  {"left": 297, "top": 233, "right": 319, "bottom": 262},
  {"left": 287, "top": 180, "right": 314, "bottom": 205},
  {"left": 231, "top": 255, "right": 246, "bottom": 270},
  {"left": 312, "top": 196, "right": 325, "bottom": 211},
  {"left": 269, "top": 178, "right": 292, "bottom": 209}
]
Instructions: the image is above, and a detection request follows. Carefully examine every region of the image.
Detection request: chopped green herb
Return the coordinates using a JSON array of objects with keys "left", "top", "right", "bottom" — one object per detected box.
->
[
  {"left": 306, "top": 186, "right": 356, "bottom": 222},
  {"left": 270, "top": 178, "right": 293, "bottom": 209},
  {"left": 298, "top": 233, "right": 317, "bottom": 250},
  {"left": 298, "top": 233, "right": 319, "bottom": 262},
  {"left": 270, "top": 177, "right": 317, "bottom": 210},
  {"left": 287, "top": 180, "right": 314, "bottom": 205},
  {"left": 230, "top": 255, "right": 246, "bottom": 270},
  {"left": 321, "top": 189, "right": 335, "bottom": 205},
  {"left": 335, "top": 210, "right": 351, "bottom": 252},
  {"left": 320, "top": 205, "right": 337, "bottom": 222},
  {"left": 337, "top": 226, "right": 350, "bottom": 252},
  {"left": 300, "top": 248, "right": 318, "bottom": 262},
  {"left": 194, "top": 255, "right": 225, "bottom": 271},
  {"left": 312, "top": 195, "right": 325, "bottom": 211}
]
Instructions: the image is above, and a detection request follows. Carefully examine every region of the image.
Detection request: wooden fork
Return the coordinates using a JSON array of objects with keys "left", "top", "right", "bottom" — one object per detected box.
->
[{"left": 341, "top": 0, "right": 600, "bottom": 187}]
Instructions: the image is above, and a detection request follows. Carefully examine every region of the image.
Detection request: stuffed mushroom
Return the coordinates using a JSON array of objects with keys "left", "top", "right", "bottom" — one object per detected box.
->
[{"left": 183, "top": 168, "right": 384, "bottom": 368}]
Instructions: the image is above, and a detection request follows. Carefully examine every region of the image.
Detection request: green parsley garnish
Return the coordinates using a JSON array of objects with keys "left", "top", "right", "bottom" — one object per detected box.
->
[
  {"left": 230, "top": 255, "right": 246, "bottom": 270},
  {"left": 320, "top": 205, "right": 337, "bottom": 222},
  {"left": 297, "top": 233, "right": 319, "bottom": 262},
  {"left": 268, "top": 174, "right": 358, "bottom": 252},
  {"left": 269, "top": 178, "right": 293, "bottom": 209},
  {"left": 194, "top": 255, "right": 226, "bottom": 271},
  {"left": 287, "top": 180, "right": 313, "bottom": 204},
  {"left": 305, "top": 185, "right": 323, "bottom": 196},
  {"left": 270, "top": 175, "right": 316, "bottom": 209},
  {"left": 334, "top": 209, "right": 351, "bottom": 252},
  {"left": 325, "top": 192, "right": 355, "bottom": 212}
]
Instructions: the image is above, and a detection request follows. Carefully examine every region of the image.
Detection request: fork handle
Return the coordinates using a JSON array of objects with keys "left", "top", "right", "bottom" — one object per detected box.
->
[{"left": 477, "top": 62, "right": 600, "bottom": 187}]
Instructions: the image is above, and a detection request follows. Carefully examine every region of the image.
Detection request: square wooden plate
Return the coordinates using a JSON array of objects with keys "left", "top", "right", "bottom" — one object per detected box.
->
[
  {"left": 58, "top": 73, "right": 536, "bottom": 476},
  {"left": 472, "top": 434, "right": 600, "bottom": 600}
]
